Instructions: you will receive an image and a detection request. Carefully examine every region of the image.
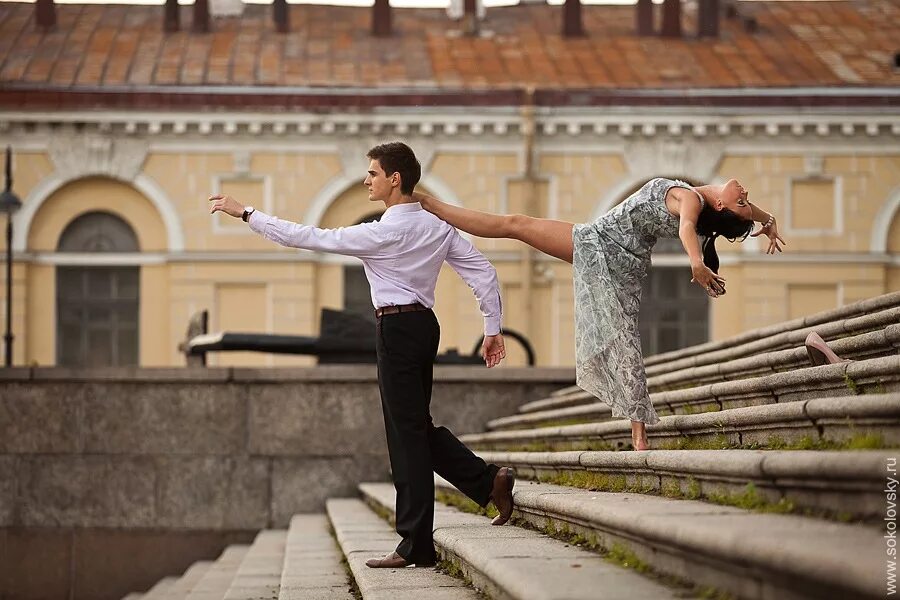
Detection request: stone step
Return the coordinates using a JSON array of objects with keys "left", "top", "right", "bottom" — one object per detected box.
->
[
  {"left": 136, "top": 576, "right": 177, "bottom": 600},
  {"left": 185, "top": 545, "right": 250, "bottom": 600},
  {"left": 644, "top": 290, "right": 900, "bottom": 369},
  {"left": 492, "top": 355, "right": 900, "bottom": 432},
  {"left": 224, "top": 530, "right": 286, "bottom": 600},
  {"left": 432, "top": 476, "right": 883, "bottom": 600},
  {"left": 122, "top": 594, "right": 144, "bottom": 600},
  {"left": 650, "top": 324, "right": 900, "bottom": 393},
  {"left": 476, "top": 449, "right": 895, "bottom": 520},
  {"left": 465, "top": 393, "right": 900, "bottom": 451},
  {"left": 163, "top": 561, "right": 214, "bottom": 600},
  {"left": 521, "top": 328, "right": 900, "bottom": 416},
  {"left": 359, "top": 482, "right": 687, "bottom": 600},
  {"left": 279, "top": 513, "right": 356, "bottom": 600},
  {"left": 326, "top": 497, "right": 480, "bottom": 600}
]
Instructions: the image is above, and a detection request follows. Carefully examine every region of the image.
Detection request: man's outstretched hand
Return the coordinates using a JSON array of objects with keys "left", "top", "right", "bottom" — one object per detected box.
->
[
  {"left": 208, "top": 194, "right": 245, "bottom": 219},
  {"left": 482, "top": 334, "right": 506, "bottom": 368}
]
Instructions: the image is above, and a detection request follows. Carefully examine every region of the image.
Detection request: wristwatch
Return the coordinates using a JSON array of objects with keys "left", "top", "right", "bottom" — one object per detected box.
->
[{"left": 242, "top": 206, "right": 255, "bottom": 222}]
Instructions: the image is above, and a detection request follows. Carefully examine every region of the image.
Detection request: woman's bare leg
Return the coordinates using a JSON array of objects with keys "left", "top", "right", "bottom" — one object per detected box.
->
[
  {"left": 416, "top": 193, "right": 574, "bottom": 263},
  {"left": 631, "top": 421, "right": 650, "bottom": 451}
]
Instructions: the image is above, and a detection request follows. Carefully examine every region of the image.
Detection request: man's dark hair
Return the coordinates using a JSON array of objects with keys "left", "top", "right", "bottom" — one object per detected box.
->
[{"left": 367, "top": 142, "right": 421, "bottom": 196}]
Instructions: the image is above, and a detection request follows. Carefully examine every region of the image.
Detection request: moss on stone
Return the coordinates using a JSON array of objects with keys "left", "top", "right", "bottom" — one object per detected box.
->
[
  {"left": 706, "top": 483, "right": 795, "bottom": 514},
  {"left": 844, "top": 373, "right": 859, "bottom": 394},
  {"left": 435, "top": 490, "right": 498, "bottom": 518}
]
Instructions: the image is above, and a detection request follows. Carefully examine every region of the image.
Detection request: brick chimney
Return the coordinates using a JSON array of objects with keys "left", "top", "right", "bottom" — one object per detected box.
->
[
  {"left": 697, "top": 0, "right": 720, "bottom": 37},
  {"left": 661, "top": 0, "right": 681, "bottom": 37},
  {"left": 372, "top": 0, "right": 391, "bottom": 36},
  {"left": 563, "top": 0, "right": 584, "bottom": 37},
  {"left": 636, "top": 0, "right": 653, "bottom": 36},
  {"left": 35, "top": 0, "right": 56, "bottom": 29}
]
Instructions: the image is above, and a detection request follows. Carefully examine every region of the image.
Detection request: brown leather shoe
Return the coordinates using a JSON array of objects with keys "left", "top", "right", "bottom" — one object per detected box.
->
[
  {"left": 805, "top": 331, "right": 850, "bottom": 366},
  {"left": 365, "top": 551, "right": 410, "bottom": 568},
  {"left": 489, "top": 467, "right": 516, "bottom": 526}
]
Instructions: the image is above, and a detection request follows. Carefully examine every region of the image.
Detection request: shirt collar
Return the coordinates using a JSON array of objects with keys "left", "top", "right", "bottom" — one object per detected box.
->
[{"left": 381, "top": 201, "right": 423, "bottom": 220}]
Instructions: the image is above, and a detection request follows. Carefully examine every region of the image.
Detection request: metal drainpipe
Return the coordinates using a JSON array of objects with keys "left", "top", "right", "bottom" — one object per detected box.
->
[{"left": 520, "top": 88, "right": 537, "bottom": 340}]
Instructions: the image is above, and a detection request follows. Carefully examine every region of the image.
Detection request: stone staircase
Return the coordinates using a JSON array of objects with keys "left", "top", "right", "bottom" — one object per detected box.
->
[{"left": 121, "top": 293, "right": 899, "bottom": 600}]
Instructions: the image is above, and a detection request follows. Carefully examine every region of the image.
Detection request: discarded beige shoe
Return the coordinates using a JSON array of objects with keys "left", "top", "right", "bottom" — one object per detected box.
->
[{"left": 805, "top": 331, "right": 851, "bottom": 366}]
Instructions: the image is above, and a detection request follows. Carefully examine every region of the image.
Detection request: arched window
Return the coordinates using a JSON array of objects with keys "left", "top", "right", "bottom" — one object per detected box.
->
[
  {"left": 343, "top": 211, "right": 383, "bottom": 320},
  {"left": 56, "top": 212, "right": 140, "bottom": 367}
]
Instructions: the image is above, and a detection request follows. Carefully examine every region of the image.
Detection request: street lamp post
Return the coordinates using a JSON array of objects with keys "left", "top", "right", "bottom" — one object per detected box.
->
[{"left": 0, "top": 147, "right": 22, "bottom": 367}]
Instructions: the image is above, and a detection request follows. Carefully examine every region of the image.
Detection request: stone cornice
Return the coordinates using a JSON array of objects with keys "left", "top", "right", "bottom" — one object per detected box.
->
[{"left": 1, "top": 110, "right": 898, "bottom": 142}]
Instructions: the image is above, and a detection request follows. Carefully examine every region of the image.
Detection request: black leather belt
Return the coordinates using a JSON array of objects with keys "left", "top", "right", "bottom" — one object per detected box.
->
[{"left": 374, "top": 302, "right": 428, "bottom": 319}]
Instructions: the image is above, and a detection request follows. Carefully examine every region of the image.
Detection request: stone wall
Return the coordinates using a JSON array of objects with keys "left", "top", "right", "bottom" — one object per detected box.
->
[{"left": 0, "top": 366, "right": 573, "bottom": 600}]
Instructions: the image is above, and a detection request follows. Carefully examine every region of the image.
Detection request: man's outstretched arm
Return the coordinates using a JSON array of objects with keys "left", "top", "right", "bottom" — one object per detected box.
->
[
  {"left": 445, "top": 231, "right": 506, "bottom": 368},
  {"left": 209, "top": 194, "right": 383, "bottom": 258}
]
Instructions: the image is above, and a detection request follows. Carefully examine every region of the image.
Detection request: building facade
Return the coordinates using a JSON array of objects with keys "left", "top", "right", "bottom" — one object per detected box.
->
[{"left": 0, "top": 1, "right": 898, "bottom": 368}]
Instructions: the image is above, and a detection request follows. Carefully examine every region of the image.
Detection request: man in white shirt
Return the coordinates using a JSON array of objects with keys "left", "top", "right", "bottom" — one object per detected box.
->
[{"left": 209, "top": 141, "right": 516, "bottom": 569}]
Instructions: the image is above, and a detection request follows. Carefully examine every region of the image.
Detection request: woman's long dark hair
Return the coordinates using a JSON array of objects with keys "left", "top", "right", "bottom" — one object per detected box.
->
[{"left": 695, "top": 205, "right": 753, "bottom": 274}]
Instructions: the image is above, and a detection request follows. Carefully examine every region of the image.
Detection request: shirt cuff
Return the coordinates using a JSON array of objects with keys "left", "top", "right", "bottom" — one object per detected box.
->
[
  {"left": 247, "top": 209, "right": 269, "bottom": 234},
  {"left": 484, "top": 316, "right": 501, "bottom": 337}
]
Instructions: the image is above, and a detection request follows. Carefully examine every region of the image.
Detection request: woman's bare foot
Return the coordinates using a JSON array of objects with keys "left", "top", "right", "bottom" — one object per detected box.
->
[{"left": 630, "top": 420, "right": 651, "bottom": 451}]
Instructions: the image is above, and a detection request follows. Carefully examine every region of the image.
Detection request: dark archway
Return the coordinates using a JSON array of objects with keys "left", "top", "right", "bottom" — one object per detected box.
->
[{"left": 56, "top": 211, "right": 140, "bottom": 366}]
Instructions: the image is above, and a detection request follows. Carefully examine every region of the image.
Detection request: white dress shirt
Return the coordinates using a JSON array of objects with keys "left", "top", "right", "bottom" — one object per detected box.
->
[{"left": 248, "top": 202, "right": 502, "bottom": 335}]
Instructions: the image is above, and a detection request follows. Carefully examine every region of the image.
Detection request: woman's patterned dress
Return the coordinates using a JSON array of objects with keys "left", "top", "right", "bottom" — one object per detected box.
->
[{"left": 572, "top": 178, "right": 702, "bottom": 425}]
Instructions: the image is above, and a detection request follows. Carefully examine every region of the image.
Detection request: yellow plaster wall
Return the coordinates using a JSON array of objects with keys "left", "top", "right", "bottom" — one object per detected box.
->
[{"left": 4, "top": 147, "right": 899, "bottom": 367}]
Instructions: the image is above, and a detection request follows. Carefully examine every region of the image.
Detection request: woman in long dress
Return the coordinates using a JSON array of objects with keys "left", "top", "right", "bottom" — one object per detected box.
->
[{"left": 414, "top": 177, "right": 785, "bottom": 450}]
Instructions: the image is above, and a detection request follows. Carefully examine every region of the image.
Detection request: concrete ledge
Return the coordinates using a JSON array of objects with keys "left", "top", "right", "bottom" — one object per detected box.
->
[
  {"left": 326, "top": 497, "right": 478, "bottom": 600},
  {"left": 475, "top": 449, "right": 896, "bottom": 520},
  {"left": 432, "top": 478, "right": 883, "bottom": 600},
  {"left": 464, "top": 394, "right": 900, "bottom": 451},
  {"left": 1, "top": 366, "right": 575, "bottom": 384},
  {"left": 278, "top": 514, "right": 355, "bottom": 600},
  {"left": 490, "top": 356, "right": 900, "bottom": 432},
  {"left": 644, "top": 291, "right": 900, "bottom": 368},
  {"left": 359, "top": 482, "right": 683, "bottom": 600},
  {"left": 224, "top": 530, "right": 286, "bottom": 600}
]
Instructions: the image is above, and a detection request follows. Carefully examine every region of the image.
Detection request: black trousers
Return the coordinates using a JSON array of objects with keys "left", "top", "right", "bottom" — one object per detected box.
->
[{"left": 375, "top": 309, "right": 499, "bottom": 564}]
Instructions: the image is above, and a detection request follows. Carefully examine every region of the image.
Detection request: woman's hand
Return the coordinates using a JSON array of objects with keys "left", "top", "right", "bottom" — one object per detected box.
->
[
  {"left": 690, "top": 262, "right": 727, "bottom": 298},
  {"left": 412, "top": 191, "right": 432, "bottom": 210},
  {"left": 750, "top": 217, "right": 786, "bottom": 255}
]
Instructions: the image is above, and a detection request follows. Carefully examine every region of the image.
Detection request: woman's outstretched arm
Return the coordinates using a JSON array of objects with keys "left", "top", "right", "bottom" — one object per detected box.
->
[{"left": 412, "top": 191, "right": 575, "bottom": 263}]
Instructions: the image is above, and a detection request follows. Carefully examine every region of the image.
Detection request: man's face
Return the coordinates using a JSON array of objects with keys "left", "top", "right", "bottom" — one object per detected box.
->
[{"left": 364, "top": 159, "right": 397, "bottom": 203}]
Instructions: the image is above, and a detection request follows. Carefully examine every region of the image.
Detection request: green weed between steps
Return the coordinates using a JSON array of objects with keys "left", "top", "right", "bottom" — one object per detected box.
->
[
  {"left": 436, "top": 558, "right": 491, "bottom": 600},
  {"left": 525, "top": 508, "right": 731, "bottom": 599},
  {"left": 435, "top": 490, "right": 499, "bottom": 519},
  {"left": 483, "top": 431, "right": 891, "bottom": 454},
  {"left": 436, "top": 487, "right": 733, "bottom": 600},
  {"left": 537, "top": 471, "right": 859, "bottom": 521},
  {"left": 330, "top": 525, "right": 363, "bottom": 600}
]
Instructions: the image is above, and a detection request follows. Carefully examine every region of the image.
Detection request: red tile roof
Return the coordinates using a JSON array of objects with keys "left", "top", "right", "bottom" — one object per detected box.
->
[{"left": 0, "top": 1, "right": 897, "bottom": 108}]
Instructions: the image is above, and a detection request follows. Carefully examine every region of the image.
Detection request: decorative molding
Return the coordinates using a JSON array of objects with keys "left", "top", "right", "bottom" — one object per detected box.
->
[
  {"left": 784, "top": 175, "right": 844, "bottom": 237},
  {"left": 804, "top": 155, "right": 825, "bottom": 177},
  {"left": 2, "top": 111, "right": 897, "bottom": 143},
  {"left": 13, "top": 172, "right": 185, "bottom": 253},
  {"left": 624, "top": 138, "right": 724, "bottom": 182},
  {"left": 48, "top": 133, "right": 148, "bottom": 182},
  {"left": 232, "top": 151, "right": 251, "bottom": 176},
  {"left": 871, "top": 184, "right": 900, "bottom": 253}
]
